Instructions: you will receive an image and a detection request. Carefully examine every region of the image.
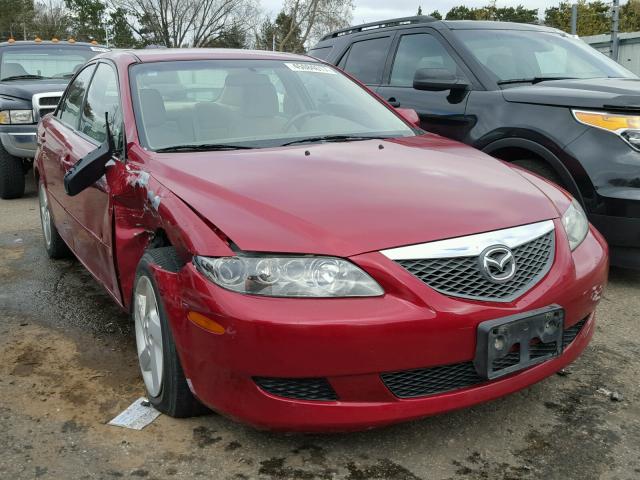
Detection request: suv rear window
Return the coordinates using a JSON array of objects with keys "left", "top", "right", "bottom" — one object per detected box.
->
[{"left": 340, "top": 37, "right": 391, "bottom": 85}]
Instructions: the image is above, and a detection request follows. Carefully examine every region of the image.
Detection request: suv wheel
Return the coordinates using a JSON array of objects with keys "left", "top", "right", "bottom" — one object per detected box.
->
[
  {"left": 0, "top": 144, "right": 26, "bottom": 199},
  {"left": 512, "top": 159, "right": 563, "bottom": 187},
  {"left": 133, "top": 248, "right": 210, "bottom": 418}
]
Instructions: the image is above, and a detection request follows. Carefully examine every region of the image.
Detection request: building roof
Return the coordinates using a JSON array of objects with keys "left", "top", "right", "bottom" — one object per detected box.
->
[{"left": 582, "top": 31, "right": 640, "bottom": 47}]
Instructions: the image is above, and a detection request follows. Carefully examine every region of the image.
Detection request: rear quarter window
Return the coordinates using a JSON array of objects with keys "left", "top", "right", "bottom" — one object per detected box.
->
[{"left": 308, "top": 46, "right": 333, "bottom": 60}]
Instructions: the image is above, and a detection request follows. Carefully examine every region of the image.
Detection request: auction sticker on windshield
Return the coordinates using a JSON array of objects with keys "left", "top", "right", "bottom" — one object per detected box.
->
[{"left": 285, "top": 63, "right": 336, "bottom": 74}]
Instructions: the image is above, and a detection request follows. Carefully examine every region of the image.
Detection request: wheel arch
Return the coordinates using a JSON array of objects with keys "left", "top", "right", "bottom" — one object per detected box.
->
[{"left": 482, "top": 137, "right": 585, "bottom": 206}]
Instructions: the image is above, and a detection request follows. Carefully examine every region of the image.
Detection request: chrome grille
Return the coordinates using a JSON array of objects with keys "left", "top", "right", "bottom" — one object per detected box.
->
[
  {"left": 382, "top": 221, "right": 556, "bottom": 303},
  {"left": 32, "top": 92, "right": 63, "bottom": 121}
]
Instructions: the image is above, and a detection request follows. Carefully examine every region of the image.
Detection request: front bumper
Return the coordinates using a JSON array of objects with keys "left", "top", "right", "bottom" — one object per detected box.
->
[
  {"left": 161, "top": 224, "right": 608, "bottom": 432},
  {"left": 0, "top": 124, "right": 37, "bottom": 158},
  {"left": 565, "top": 127, "right": 640, "bottom": 267}
]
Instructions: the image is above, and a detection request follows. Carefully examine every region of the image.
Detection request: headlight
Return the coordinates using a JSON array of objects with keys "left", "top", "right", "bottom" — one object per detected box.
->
[
  {"left": 0, "top": 109, "right": 34, "bottom": 124},
  {"left": 561, "top": 199, "right": 589, "bottom": 251},
  {"left": 194, "top": 255, "right": 384, "bottom": 297},
  {"left": 573, "top": 109, "right": 640, "bottom": 150}
]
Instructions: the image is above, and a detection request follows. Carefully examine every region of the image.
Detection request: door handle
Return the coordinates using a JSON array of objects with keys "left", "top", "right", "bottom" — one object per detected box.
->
[{"left": 387, "top": 97, "right": 401, "bottom": 108}]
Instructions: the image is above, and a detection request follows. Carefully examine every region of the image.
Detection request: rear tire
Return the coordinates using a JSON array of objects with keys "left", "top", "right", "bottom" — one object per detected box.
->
[
  {"left": 512, "top": 158, "right": 563, "bottom": 187},
  {"left": 38, "top": 180, "right": 71, "bottom": 259},
  {"left": 133, "top": 248, "right": 209, "bottom": 418},
  {"left": 0, "top": 144, "right": 25, "bottom": 199}
]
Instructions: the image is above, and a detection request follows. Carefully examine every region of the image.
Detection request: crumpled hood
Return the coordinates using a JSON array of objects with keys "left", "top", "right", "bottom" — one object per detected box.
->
[
  {"left": 503, "top": 77, "right": 640, "bottom": 110},
  {"left": 149, "top": 135, "right": 560, "bottom": 257},
  {"left": 0, "top": 79, "right": 68, "bottom": 101}
]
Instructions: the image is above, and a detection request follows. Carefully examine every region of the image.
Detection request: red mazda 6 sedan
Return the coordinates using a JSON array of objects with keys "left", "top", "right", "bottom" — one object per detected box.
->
[{"left": 34, "top": 49, "right": 608, "bottom": 431}]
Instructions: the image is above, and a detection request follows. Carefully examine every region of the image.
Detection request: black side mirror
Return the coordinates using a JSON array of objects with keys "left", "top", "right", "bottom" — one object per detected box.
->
[
  {"left": 64, "top": 114, "right": 114, "bottom": 196},
  {"left": 413, "top": 68, "right": 470, "bottom": 92}
]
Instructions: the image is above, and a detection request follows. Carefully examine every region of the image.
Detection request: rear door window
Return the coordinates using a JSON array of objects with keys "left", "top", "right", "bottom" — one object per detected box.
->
[
  {"left": 57, "top": 64, "right": 96, "bottom": 129},
  {"left": 341, "top": 36, "right": 392, "bottom": 85}
]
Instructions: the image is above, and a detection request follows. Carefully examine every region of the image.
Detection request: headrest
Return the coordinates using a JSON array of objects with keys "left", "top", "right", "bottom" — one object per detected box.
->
[
  {"left": 139, "top": 89, "right": 166, "bottom": 127},
  {"left": 2, "top": 63, "right": 29, "bottom": 78},
  {"left": 220, "top": 72, "right": 278, "bottom": 117}
]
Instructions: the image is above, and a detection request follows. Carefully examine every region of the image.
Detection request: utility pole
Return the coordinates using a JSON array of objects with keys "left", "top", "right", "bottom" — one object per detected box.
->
[
  {"left": 570, "top": 4, "right": 578, "bottom": 36},
  {"left": 103, "top": 22, "right": 111, "bottom": 48},
  {"left": 611, "top": 0, "right": 620, "bottom": 61},
  {"left": 272, "top": 33, "right": 276, "bottom": 51}
]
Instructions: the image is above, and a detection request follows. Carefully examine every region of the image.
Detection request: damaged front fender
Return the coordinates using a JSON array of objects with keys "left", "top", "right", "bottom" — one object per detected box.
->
[{"left": 111, "top": 165, "right": 234, "bottom": 310}]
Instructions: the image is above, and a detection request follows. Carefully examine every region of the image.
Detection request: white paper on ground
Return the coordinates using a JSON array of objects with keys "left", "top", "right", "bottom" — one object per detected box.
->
[{"left": 108, "top": 397, "right": 161, "bottom": 430}]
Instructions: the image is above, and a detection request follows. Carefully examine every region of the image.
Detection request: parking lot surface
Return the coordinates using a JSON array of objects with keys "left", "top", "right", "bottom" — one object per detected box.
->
[{"left": 1, "top": 177, "right": 639, "bottom": 480}]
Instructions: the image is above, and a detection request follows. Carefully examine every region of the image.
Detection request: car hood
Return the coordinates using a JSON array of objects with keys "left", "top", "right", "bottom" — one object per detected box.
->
[
  {"left": 149, "top": 135, "right": 560, "bottom": 257},
  {"left": 0, "top": 79, "right": 68, "bottom": 101},
  {"left": 502, "top": 77, "right": 640, "bottom": 110}
]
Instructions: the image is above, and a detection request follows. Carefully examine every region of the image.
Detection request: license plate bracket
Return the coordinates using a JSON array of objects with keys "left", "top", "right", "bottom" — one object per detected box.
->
[{"left": 474, "top": 305, "right": 564, "bottom": 380}]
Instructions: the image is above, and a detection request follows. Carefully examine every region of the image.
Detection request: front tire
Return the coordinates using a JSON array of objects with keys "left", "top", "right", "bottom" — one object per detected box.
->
[
  {"left": 0, "top": 144, "right": 25, "bottom": 199},
  {"left": 133, "top": 248, "right": 209, "bottom": 417}
]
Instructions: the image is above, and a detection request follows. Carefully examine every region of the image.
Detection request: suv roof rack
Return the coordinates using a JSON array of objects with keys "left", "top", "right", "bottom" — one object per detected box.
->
[{"left": 321, "top": 16, "right": 437, "bottom": 41}]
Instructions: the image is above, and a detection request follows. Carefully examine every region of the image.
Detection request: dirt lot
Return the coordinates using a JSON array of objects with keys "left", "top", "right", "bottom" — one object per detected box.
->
[{"left": 1, "top": 176, "right": 639, "bottom": 480}]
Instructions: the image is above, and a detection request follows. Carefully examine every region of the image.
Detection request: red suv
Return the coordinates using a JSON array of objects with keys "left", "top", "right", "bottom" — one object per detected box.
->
[{"left": 35, "top": 49, "right": 608, "bottom": 431}]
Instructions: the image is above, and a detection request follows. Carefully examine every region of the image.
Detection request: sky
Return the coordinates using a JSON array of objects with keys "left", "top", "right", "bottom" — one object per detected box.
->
[{"left": 260, "top": 0, "right": 561, "bottom": 25}]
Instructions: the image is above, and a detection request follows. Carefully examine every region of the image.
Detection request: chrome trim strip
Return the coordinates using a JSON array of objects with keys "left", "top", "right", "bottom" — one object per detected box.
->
[
  {"left": 381, "top": 220, "right": 555, "bottom": 260},
  {"left": 32, "top": 91, "right": 64, "bottom": 121}
]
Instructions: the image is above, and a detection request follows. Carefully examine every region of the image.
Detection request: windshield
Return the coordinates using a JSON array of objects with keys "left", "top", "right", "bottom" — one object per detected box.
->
[
  {"left": 455, "top": 29, "right": 636, "bottom": 84},
  {"left": 0, "top": 46, "right": 98, "bottom": 80},
  {"left": 129, "top": 59, "right": 415, "bottom": 150}
]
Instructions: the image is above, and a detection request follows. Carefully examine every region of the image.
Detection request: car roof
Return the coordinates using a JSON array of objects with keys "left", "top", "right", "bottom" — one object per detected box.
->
[
  {"left": 315, "top": 16, "right": 562, "bottom": 45},
  {"left": 106, "top": 48, "right": 315, "bottom": 63},
  {"left": 0, "top": 40, "right": 107, "bottom": 48}
]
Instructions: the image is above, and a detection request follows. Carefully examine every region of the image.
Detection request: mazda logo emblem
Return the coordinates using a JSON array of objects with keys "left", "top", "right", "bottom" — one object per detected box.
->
[{"left": 479, "top": 245, "right": 517, "bottom": 283}]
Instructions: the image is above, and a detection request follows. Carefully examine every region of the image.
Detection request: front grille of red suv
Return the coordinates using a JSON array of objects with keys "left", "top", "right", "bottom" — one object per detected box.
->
[
  {"left": 395, "top": 231, "right": 554, "bottom": 302},
  {"left": 381, "top": 316, "right": 588, "bottom": 399}
]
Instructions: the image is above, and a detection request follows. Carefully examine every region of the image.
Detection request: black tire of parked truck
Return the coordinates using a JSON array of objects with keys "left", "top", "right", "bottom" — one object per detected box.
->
[{"left": 0, "top": 143, "right": 26, "bottom": 199}]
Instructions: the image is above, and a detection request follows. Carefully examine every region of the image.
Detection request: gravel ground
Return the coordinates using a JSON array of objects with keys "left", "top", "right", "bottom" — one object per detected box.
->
[{"left": 1, "top": 176, "right": 639, "bottom": 480}]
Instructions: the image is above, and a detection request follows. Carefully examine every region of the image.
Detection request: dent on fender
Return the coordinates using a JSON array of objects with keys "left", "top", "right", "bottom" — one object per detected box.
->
[{"left": 112, "top": 169, "right": 234, "bottom": 310}]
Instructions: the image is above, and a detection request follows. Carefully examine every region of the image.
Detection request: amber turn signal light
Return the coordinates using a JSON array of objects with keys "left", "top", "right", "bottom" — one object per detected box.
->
[{"left": 187, "top": 311, "right": 225, "bottom": 335}]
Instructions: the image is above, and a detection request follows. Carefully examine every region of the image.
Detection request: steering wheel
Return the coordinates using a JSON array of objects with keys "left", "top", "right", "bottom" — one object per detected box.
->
[{"left": 283, "top": 110, "right": 325, "bottom": 132}]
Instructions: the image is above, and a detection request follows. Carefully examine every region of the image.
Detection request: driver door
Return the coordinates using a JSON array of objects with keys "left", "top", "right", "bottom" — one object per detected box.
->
[{"left": 377, "top": 30, "right": 475, "bottom": 141}]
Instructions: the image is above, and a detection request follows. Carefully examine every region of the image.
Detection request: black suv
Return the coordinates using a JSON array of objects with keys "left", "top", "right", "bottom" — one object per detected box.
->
[
  {"left": 0, "top": 40, "right": 106, "bottom": 199},
  {"left": 312, "top": 17, "right": 640, "bottom": 269}
]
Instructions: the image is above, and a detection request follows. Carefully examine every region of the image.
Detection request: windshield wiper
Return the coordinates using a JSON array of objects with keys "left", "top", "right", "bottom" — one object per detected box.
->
[
  {"left": 155, "top": 143, "right": 255, "bottom": 152},
  {"left": 281, "top": 135, "right": 388, "bottom": 146},
  {"left": 1, "top": 74, "right": 47, "bottom": 81},
  {"left": 497, "top": 76, "right": 578, "bottom": 86}
]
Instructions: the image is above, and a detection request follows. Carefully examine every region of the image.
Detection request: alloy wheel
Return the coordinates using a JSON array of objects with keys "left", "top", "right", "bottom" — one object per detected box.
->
[
  {"left": 134, "top": 276, "right": 164, "bottom": 397},
  {"left": 38, "top": 183, "right": 52, "bottom": 248}
]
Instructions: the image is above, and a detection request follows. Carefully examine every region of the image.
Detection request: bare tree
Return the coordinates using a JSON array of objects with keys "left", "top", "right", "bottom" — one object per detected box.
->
[
  {"left": 278, "top": 0, "right": 353, "bottom": 52},
  {"left": 34, "top": 0, "right": 72, "bottom": 39},
  {"left": 114, "top": 0, "right": 259, "bottom": 47}
]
